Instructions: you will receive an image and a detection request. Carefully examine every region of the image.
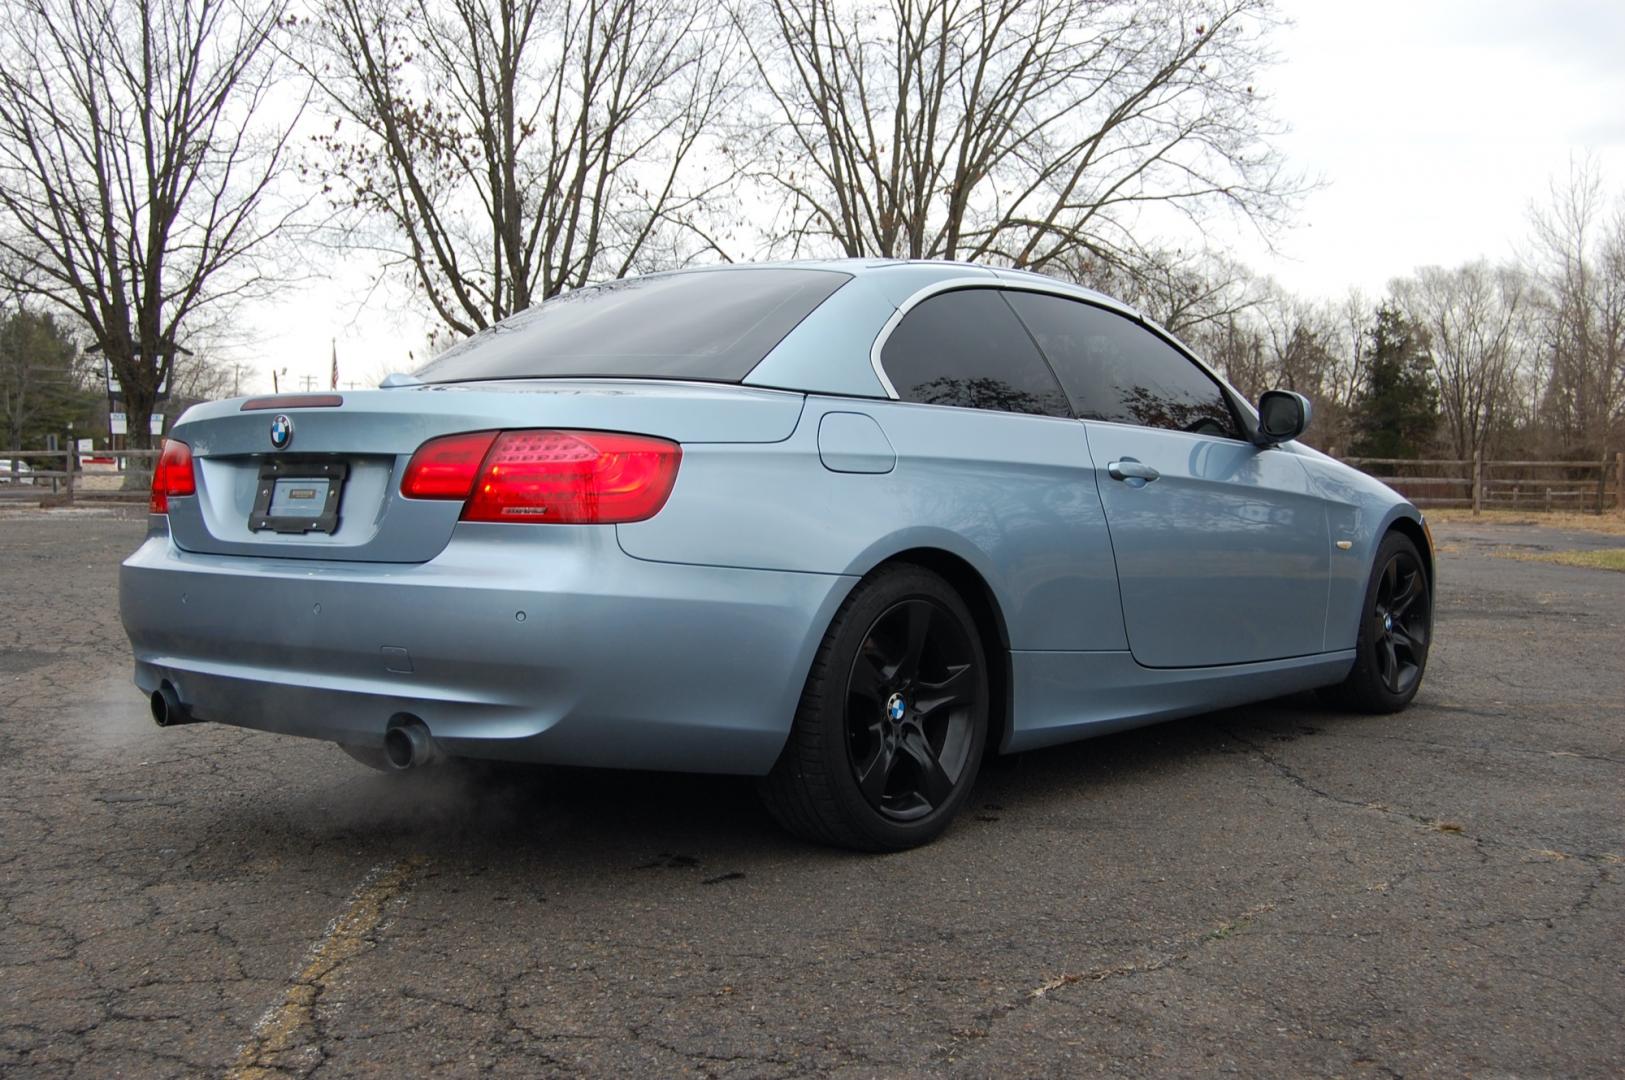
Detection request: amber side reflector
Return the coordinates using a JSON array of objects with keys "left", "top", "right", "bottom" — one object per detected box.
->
[{"left": 241, "top": 394, "right": 344, "bottom": 411}]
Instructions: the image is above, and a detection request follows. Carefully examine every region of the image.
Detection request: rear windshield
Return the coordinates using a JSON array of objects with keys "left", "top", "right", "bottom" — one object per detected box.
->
[{"left": 414, "top": 268, "right": 851, "bottom": 384}]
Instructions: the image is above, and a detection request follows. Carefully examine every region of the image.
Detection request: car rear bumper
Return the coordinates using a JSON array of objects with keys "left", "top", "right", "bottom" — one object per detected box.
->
[{"left": 120, "top": 521, "right": 854, "bottom": 774}]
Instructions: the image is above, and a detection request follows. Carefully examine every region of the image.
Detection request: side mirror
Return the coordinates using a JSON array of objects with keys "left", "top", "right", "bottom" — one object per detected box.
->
[{"left": 1255, "top": 390, "right": 1311, "bottom": 445}]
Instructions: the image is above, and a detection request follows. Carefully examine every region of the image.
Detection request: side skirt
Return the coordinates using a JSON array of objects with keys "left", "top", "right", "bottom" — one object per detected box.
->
[{"left": 1004, "top": 650, "right": 1357, "bottom": 753}]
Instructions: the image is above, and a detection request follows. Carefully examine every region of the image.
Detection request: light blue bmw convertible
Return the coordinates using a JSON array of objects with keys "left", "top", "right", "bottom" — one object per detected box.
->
[{"left": 122, "top": 260, "right": 1433, "bottom": 850}]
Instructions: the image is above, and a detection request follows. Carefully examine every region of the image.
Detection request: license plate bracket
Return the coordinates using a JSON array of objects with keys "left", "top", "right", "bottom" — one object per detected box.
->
[{"left": 249, "top": 458, "right": 348, "bottom": 534}]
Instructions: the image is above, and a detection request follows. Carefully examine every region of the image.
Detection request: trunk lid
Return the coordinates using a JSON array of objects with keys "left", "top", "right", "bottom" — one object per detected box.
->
[{"left": 163, "top": 379, "right": 804, "bottom": 562}]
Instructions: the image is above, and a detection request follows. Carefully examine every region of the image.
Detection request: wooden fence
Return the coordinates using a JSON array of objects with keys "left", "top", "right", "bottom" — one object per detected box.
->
[
  {"left": 0, "top": 448, "right": 160, "bottom": 505},
  {"left": 0, "top": 448, "right": 74, "bottom": 500},
  {"left": 5, "top": 444, "right": 1623, "bottom": 516},
  {"left": 1343, "top": 452, "right": 1625, "bottom": 514}
]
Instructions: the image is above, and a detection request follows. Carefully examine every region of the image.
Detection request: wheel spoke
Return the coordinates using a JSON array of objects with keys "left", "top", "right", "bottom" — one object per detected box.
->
[
  {"left": 900, "top": 729, "right": 954, "bottom": 807},
  {"left": 1381, "top": 637, "right": 1399, "bottom": 688},
  {"left": 1392, "top": 623, "right": 1429, "bottom": 662},
  {"left": 914, "top": 664, "right": 972, "bottom": 721},
  {"left": 1391, "top": 569, "right": 1422, "bottom": 617},
  {"left": 1382, "top": 557, "right": 1399, "bottom": 603},
  {"left": 854, "top": 740, "right": 896, "bottom": 804},
  {"left": 848, "top": 651, "right": 887, "bottom": 703},
  {"left": 897, "top": 602, "right": 933, "bottom": 683},
  {"left": 1404, "top": 617, "right": 1429, "bottom": 648}
]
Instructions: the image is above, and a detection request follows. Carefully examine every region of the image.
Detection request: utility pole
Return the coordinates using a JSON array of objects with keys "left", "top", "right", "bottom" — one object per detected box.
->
[{"left": 298, "top": 374, "right": 316, "bottom": 392}]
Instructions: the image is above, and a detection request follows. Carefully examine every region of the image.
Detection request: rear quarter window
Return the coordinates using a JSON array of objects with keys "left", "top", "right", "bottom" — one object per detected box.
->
[
  {"left": 880, "top": 289, "right": 1071, "bottom": 418},
  {"left": 414, "top": 268, "right": 851, "bottom": 384}
]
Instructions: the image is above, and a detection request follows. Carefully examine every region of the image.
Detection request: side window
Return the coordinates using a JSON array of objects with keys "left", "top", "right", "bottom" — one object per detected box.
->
[
  {"left": 1004, "top": 291, "right": 1241, "bottom": 439},
  {"left": 880, "top": 289, "right": 1070, "bottom": 418}
]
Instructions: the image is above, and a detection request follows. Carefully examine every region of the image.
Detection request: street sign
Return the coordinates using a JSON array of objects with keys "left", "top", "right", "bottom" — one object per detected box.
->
[
  {"left": 108, "top": 411, "right": 165, "bottom": 436},
  {"left": 104, "top": 356, "right": 171, "bottom": 403}
]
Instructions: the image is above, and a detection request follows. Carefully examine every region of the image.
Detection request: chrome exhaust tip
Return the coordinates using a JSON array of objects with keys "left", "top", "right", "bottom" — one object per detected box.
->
[
  {"left": 382, "top": 719, "right": 439, "bottom": 770},
  {"left": 149, "top": 682, "right": 196, "bottom": 727}
]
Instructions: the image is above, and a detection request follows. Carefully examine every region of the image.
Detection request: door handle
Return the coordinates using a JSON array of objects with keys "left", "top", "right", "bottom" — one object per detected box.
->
[{"left": 1107, "top": 460, "right": 1160, "bottom": 483}]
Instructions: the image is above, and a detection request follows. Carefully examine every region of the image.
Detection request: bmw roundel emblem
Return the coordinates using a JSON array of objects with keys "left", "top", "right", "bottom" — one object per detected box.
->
[
  {"left": 886, "top": 692, "right": 907, "bottom": 722},
  {"left": 269, "top": 414, "right": 293, "bottom": 450}
]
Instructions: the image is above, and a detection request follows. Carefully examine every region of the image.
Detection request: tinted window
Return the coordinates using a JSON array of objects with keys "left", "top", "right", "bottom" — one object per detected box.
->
[
  {"left": 1005, "top": 292, "right": 1240, "bottom": 438},
  {"left": 415, "top": 268, "right": 850, "bottom": 383},
  {"left": 881, "top": 290, "right": 1069, "bottom": 417}
]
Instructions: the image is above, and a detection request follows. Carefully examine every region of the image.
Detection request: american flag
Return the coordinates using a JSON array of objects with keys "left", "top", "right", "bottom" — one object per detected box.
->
[{"left": 330, "top": 339, "right": 339, "bottom": 391}]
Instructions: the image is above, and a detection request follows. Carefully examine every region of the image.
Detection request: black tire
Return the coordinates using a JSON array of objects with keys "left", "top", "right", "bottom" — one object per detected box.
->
[
  {"left": 759, "top": 564, "right": 990, "bottom": 852},
  {"left": 1319, "top": 531, "right": 1432, "bottom": 714}
]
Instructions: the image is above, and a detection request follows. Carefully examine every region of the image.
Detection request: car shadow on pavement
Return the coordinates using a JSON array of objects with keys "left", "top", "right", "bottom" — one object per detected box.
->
[{"left": 179, "top": 691, "right": 1345, "bottom": 872}]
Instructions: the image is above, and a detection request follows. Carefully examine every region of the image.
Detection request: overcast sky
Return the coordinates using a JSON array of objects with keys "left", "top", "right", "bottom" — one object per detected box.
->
[
  {"left": 1225, "top": 0, "right": 1625, "bottom": 294},
  {"left": 241, "top": 0, "right": 1625, "bottom": 397}
]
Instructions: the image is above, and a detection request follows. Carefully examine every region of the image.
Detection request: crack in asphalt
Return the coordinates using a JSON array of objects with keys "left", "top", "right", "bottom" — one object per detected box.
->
[
  {"left": 226, "top": 856, "right": 428, "bottom": 1079},
  {"left": 1026, "top": 900, "right": 1282, "bottom": 999},
  {"left": 1220, "top": 727, "right": 1624, "bottom": 866},
  {"left": 927, "top": 898, "right": 1290, "bottom": 1071}
]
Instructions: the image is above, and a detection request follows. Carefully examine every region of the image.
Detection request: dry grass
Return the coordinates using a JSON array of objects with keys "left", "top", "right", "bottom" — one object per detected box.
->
[
  {"left": 1492, "top": 548, "right": 1625, "bottom": 573},
  {"left": 1425, "top": 508, "right": 1625, "bottom": 536}
]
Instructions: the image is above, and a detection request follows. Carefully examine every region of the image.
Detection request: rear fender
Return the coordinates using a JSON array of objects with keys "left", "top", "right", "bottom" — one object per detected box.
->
[{"left": 617, "top": 399, "right": 1127, "bottom": 653}]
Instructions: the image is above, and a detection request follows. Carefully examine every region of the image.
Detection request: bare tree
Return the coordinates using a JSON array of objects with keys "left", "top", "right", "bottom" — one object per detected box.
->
[
  {"left": 302, "top": 0, "right": 741, "bottom": 337},
  {"left": 167, "top": 345, "right": 237, "bottom": 404},
  {"left": 1253, "top": 288, "right": 1333, "bottom": 395},
  {"left": 1395, "top": 262, "right": 1534, "bottom": 463},
  {"left": 1329, "top": 287, "right": 1375, "bottom": 418},
  {"left": 1196, "top": 282, "right": 1352, "bottom": 449},
  {"left": 1061, "top": 247, "right": 1261, "bottom": 339},
  {"left": 741, "top": 0, "right": 1294, "bottom": 270},
  {"left": 0, "top": 0, "right": 301, "bottom": 449},
  {"left": 1528, "top": 162, "right": 1625, "bottom": 459},
  {"left": 1194, "top": 310, "right": 1267, "bottom": 401}
]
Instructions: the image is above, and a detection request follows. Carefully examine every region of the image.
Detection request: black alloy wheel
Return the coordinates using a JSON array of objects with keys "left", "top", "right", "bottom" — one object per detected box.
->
[
  {"left": 1370, "top": 546, "right": 1430, "bottom": 696},
  {"left": 759, "top": 564, "right": 990, "bottom": 851},
  {"left": 845, "top": 598, "right": 981, "bottom": 822},
  {"left": 1320, "top": 530, "right": 1432, "bottom": 713}
]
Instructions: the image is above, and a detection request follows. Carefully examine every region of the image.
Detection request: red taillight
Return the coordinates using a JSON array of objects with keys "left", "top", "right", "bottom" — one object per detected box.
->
[
  {"left": 149, "top": 438, "right": 196, "bottom": 514},
  {"left": 400, "top": 430, "right": 499, "bottom": 499},
  {"left": 401, "top": 429, "right": 681, "bottom": 524}
]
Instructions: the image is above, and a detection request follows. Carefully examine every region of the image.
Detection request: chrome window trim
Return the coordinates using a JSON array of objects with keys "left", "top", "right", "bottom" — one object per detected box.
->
[{"left": 866, "top": 305, "right": 906, "bottom": 399}]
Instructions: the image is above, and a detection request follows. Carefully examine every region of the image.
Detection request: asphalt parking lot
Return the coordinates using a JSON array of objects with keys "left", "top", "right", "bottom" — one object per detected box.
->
[{"left": 1, "top": 509, "right": 1621, "bottom": 1078}]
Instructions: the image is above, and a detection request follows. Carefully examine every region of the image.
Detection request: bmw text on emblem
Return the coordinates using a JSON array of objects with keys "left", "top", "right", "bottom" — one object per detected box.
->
[{"left": 269, "top": 414, "right": 294, "bottom": 450}]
